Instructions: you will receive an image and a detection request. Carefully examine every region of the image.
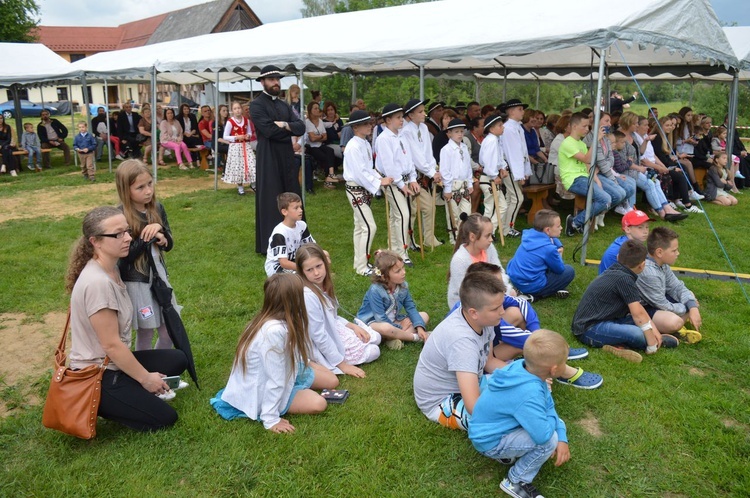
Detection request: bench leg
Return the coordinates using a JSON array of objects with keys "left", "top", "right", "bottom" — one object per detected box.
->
[
  {"left": 199, "top": 149, "right": 209, "bottom": 170},
  {"left": 526, "top": 192, "right": 546, "bottom": 225}
]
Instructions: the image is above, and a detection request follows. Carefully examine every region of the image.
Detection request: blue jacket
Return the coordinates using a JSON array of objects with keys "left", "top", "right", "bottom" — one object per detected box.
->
[
  {"left": 357, "top": 282, "right": 425, "bottom": 330},
  {"left": 468, "top": 359, "right": 567, "bottom": 453},
  {"left": 507, "top": 229, "right": 565, "bottom": 294},
  {"left": 599, "top": 235, "right": 628, "bottom": 274},
  {"left": 73, "top": 132, "right": 97, "bottom": 152}
]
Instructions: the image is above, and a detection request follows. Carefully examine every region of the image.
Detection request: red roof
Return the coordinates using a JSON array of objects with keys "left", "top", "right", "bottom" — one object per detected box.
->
[
  {"left": 118, "top": 14, "right": 168, "bottom": 50},
  {"left": 37, "top": 26, "right": 122, "bottom": 53}
]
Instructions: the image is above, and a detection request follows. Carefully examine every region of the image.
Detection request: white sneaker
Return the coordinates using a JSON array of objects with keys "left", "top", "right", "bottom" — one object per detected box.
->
[
  {"left": 115, "top": 154, "right": 125, "bottom": 161},
  {"left": 179, "top": 164, "right": 189, "bottom": 170},
  {"left": 668, "top": 202, "right": 678, "bottom": 210},
  {"left": 0, "top": 164, "right": 5, "bottom": 173},
  {"left": 157, "top": 389, "right": 176, "bottom": 401},
  {"left": 596, "top": 213, "right": 606, "bottom": 227},
  {"left": 614, "top": 205, "right": 628, "bottom": 215},
  {"left": 689, "top": 191, "right": 705, "bottom": 201},
  {"left": 675, "top": 200, "right": 686, "bottom": 209},
  {"left": 685, "top": 204, "right": 704, "bottom": 213},
  {"left": 10, "top": 170, "right": 17, "bottom": 177},
  {"left": 176, "top": 380, "right": 189, "bottom": 390}
]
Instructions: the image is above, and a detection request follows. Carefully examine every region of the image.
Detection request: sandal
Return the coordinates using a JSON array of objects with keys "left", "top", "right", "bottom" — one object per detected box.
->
[
  {"left": 158, "top": 160, "right": 166, "bottom": 166},
  {"left": 555, "top": 367, "right": 603, "bottom": 389}
]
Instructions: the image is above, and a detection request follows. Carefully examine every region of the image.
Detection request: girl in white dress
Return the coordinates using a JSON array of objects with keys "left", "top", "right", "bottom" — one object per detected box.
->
[{"left": 222, "top": 101, "right": 256, "bottom": 195}]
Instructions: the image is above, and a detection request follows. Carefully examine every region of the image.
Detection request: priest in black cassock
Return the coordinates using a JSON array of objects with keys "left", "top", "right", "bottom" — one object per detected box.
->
[{"left": 250, "top": 65, "right": 306, "bottom": 254}]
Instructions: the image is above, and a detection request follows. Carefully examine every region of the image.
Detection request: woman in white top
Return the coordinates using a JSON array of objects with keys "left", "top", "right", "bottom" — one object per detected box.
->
[
  {"left": 159, "top": 108, "right": 193, "bottom": 170},
  {"left": 305, "top": 101, "right": 339, "bottom": 188},
  {"left": 65, "top": 206, "right": 187, "bottom": 432}
]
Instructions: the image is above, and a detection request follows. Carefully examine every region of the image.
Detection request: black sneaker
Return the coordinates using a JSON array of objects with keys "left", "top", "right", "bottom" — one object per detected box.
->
[
  {"left": 555, "top": 289, "right": 570, "bottom": 299},
  {"left": 565, "top": 214, "right": 578, "bottom": 237},
  {"left": 500, "top": 478, "right": 543, "bottom": 498},
  {"left": 507, "top": 228, "right": 521, "bottom": 237},
  {"left": 409, "top": 243, "right": 422, "bottom": 252}
]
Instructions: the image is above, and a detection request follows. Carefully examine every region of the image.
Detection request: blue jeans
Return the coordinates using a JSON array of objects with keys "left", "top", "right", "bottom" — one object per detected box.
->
[
  {"left": 579, "top": 315, "right": 647, "bottom": 350},
  {"left": 481, "top": 427, "right": 558, "bottom": 484},
  {"left": 567, "top": 176, "right": 611, "bottom": 227},
  {"left": 617, "top": 175, "right": 636, "bottom": 206},
  {"left": 628, "top": 171, "right": 667, "bottom": 211},
  {"left": 534, "top": 266, "right": 575, "bottom": 299},
  {"left": 599, "top": 176, "right": 627, "bottom": 206}
]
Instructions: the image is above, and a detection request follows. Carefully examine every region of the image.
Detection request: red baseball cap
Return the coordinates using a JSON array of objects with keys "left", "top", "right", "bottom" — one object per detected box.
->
[{"left": 622, "top": 209, "right": 654, "bottom": 229}]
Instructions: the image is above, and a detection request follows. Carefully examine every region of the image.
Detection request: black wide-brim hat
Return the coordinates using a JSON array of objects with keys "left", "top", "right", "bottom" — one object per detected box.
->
[
  {"left": 404, "top": 98, "right": 429, "bottom": 115},
  {"left": 445, "top": 118, "right": 467, "bottom": 130},
  {"left": 256, "top": 65, "right": 284, "bottom": 81},
  {"left": 454, "top": 101, "right": 467, "bottom": 110},
  {"left": 345, "top": 110, "right": 371, "bottom": 127},
  {"left": 501, "top": 99, "right": 529, "bottom": 111},
  {"left": 427, "top": 101, "right": 444, "bottom": 114},
  {"left": 381, "top": 103, "right": 403, "bottom": 118},
  {"left": 483, "top": 113, "right": 504, "bottom": 131}
]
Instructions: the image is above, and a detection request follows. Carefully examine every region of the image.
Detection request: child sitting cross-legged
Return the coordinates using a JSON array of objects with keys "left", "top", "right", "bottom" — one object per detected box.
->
[{"left": 468, "top": 330, "right": 571, "bottom": 498}]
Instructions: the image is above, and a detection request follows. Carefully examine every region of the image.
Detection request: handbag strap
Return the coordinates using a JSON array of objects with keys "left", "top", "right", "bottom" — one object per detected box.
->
[{"left": 54, "top": 307, "right": 110, "bottom": 370}]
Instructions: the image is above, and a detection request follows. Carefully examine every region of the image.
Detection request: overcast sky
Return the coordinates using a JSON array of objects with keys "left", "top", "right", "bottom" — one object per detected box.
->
[{"left": 37, "top": 0, "right": 749, "bottom": 26}]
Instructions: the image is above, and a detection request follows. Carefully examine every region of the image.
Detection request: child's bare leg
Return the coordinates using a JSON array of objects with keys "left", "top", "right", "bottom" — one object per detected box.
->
[
  {"left": 370, "top": 322, "right": 414, "bottom": 342},
  {"left": 309, "top": 361, "right": 339, "bottom": 389},
  {"left": 287, "top": 389, "right": 327, "bottom": 414},
  {"left": 651, "top": 310, "right": 684, "bottom": 335},
  {"left": 493, "top": 343, "right": 523, "bottom": 362},
  {"left": 502, "top": 307, "right": 527, "bottom": 330},
  {"left": 398, "top": 312, "right": 431, "bottom": 341}
]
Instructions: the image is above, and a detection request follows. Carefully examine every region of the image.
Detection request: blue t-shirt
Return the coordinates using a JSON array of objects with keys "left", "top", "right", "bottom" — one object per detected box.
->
[{"left": 599, "top": 235, "right": 628, "bottom": 274}]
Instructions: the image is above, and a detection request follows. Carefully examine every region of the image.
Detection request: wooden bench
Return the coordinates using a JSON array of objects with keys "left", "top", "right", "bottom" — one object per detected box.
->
[
  {"left": 694, "top": 168, "right": 706, "bottom": 189},
  {"left": 188, "top": 147, "right": 210, "bottom": 170},
  {"left": 12, "top": 148, "right": 52, "bottom": 170},
  {"left": 522, "top": 183, "right": 555, "bottom": 224}
]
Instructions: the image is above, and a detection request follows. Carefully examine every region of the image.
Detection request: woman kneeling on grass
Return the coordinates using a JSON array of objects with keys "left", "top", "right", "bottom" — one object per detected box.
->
[
  {"left": 210, "top": 274, "right": 339, "bottom": 433},
  {"left": 66, "top": 206, "right": 188, "bottom": 432}
]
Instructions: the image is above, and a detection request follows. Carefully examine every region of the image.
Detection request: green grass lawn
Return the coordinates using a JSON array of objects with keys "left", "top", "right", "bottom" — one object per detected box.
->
[{"left": 1, "top": 152, "right": 750, "bottom": 497}]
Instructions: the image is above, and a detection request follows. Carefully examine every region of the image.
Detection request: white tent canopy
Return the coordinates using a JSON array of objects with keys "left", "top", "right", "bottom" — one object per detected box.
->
[
  {"left": 0, "top": 43, "right": 71, "bottom": 86},
  {"left": 724, "top": 26, "right": 750, "bottom": 70}
]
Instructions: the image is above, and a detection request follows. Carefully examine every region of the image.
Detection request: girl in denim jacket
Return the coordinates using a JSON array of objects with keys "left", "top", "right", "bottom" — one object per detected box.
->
[{"left": 356, "top": 250, "right": 430, "bottom": 350}]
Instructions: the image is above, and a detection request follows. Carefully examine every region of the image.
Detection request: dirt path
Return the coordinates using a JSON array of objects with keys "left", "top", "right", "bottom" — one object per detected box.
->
[{"left": 0, "top": 174, "right": 233, "bottom": 224}]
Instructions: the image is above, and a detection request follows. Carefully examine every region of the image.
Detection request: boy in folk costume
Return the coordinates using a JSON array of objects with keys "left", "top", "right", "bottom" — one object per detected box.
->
[
  {"left": 402, "top": 98, "right": 444, "bottom": 249},
  {"left": 343, "top": 110, "right": 394, "bottom": 276},
  {"left": 440, "top": 118, "right": 474, "bottom": 244},
  {"left": 501, "top": 99, "right": 533, "bottom": 238},
  {"left": 478, "top": 114, "right": 509, "bottom": 235},
  {"left": 375, "top": 103, "right": 420, "bottom": 267}
]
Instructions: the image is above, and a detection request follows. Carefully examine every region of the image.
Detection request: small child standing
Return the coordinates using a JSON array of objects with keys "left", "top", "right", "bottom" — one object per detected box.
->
[
  {"left": 500, "top": 99, "right": 533, "bottom": 238},
  {"left": 599, "top": 210, "right": 652, "bottom": 273},
  {"left": 469, "top": 330, "right": 571, "bottom": 498},
  {"left": 375, "top": 103, "right": 419, "bottom": 266},
  {"left": 343, "top": 110, "right": 393, "bottom": 276},
  {"left": 507, "top": 209, "right": 575, "bottom": 300},
  {"left": 478, "top": 114, "right": 508, "bottom": 235},
  {"left": 440, "top": 118, "right": 474, "bottom": 243},
  {"left": 705, "top": 151, "right": 739, "bottom": 205},
  {"left": 21, "top": 123, "right": 42, "bottom": 171},
  {"left": 264, "top": 192, "right": 317, "bottom": 277},
  {"left": 73, "top": 122, "right": 97, "bottom": 182},
  {"left": 357, "top": 250, "right": 430, "bottom": 350},
  {"left": 297, "top": 244, "right": 381, "bottom": 376},
  {"left": 115, "top": 160, "right": 179, "bottom": 352},
  {"left": 210, "top": 274, "right": 339, "bottom": 433},
  {"left": 636, "top": 227, "right": 703, "bottom": 343},
  {"left": 222, "top": 101, "right": 256, "bottom": 195}
]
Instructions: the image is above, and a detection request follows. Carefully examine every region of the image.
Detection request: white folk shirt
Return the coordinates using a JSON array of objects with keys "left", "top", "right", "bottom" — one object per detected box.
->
[
  {"left": 375, "top": 127, "right": 415, "bottom": 189},
  {"left": 439, "top": 139, "right": 472, "bottom": 193},
  {"left": 502, "top": 119, "right": 532, "bottom": 180},
  {"left": 479, "top": 133, "right": 507, "bottom": 178},
  {"left": 402, "top": 120, "right": 437, "bottom": 178},
  {"left": 343, "top": 136, "right": 381, "bottom": 195}
]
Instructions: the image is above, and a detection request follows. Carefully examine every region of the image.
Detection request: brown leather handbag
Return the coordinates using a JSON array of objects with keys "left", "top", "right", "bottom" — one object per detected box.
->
[{"left": 42, "top": 310, "right": 109, "bottom": 439}]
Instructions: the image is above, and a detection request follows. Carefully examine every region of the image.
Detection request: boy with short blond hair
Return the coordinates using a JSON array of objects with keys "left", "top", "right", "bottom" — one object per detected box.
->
[
  {"left": 264, "top": 192, "right": 316, "bottom": 276},
  {"left": 20, "top": 122, "right": 42, "bottom": 171},
  {"left": 73, "top": 121, "right": 97, "bottom": 182},
  {"left": 469, "top": 329, "right": 571, "bottom": 498},
  {"left": 636, "top": 227, "right": 702, "bottom": 343}
]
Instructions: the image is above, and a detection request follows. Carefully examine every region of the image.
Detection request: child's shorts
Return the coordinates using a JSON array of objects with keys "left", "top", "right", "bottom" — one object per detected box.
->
[
  {"left": 494, "top": 318, "right": 532, "bottom": 349},
  {"left": 433, "top": 375, "right": 489, "bottom": 431}
]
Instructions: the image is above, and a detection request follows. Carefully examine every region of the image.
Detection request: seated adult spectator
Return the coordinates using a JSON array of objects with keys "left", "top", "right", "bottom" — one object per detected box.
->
[
  {"left": 609, "top": 90, "right": 638, "bottom": 114},
  {"left": 305, "top": 101, "right": 338, "bottom": 187},
  {"left": 426, "top": 101, "right": 444, "bottom": 138},
  {"left": 138, "top": 106, "right": 154, "bottom": 165},
  {"left": 523, "top": 109, "right": 548, "bottom": 168},
  {"left": 198, "top": 105, "right": 214, "bottom": 151},
  {"left": 465, "top": 101, "right": 481, "bottom": 124},
  {"left": 179, "top": 103, "right": 202, "bottom": 162},
  {"left": 322, "top": 101, "right": 344, "bottom": 163},
  {"left": 285, "top": 84, "right": 302, "bottom": 119},
  {"left": 0, "top": 114, "right": 18, "bottom": 176},
  {"left": 38, "top": 108, "right": 71, "bottom": 168},
  {"left": 160, "top": 108, "right": 193, "bottom": 170},
  {"left": 117, "top": 102, "right": 141, "bottom": 159},
  {"left": 92, "top": 107, "right": 122, "bottom": 161},
  {"left": 723, "top": 114, "right": 750, "bottom": 189},
  {"left": 432, "top": 109, "right": 458, "bottom": 164},
  {"left": 540, "top": 114, "right": 559, "bottom": 155}
]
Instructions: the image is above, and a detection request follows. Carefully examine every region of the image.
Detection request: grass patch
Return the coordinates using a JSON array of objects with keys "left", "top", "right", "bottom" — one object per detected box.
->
[{"left": 1, "top": 161, "right": 749, "bottom": 497}]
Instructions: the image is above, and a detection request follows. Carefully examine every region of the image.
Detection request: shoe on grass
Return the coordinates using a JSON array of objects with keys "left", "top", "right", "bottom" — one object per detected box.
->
[
  {"left": 555, "top": 289, "right": 570, "bottom": 299},
  {"left": 515, "top": 293, "right": 534, "bottom": 303},
  {"left": 661, "top": 334, "right": 680, "bottom": 348},
  {"left": 157, "top": 389, "right": 176, "bottom": 401},
  {"left": 565, "top": 214, "right": 579, "bottom": 237},
  {"left": 674, "top": 326, "right": 702, "bottom": 344},
  {"left": 555, "top": 367, "right": 603, "bottom": 389},
  {"left": 500, "top": 477, "right": 543, "bottom": 498},
  {"left": 602, "top": 345, "right": 643, "bottom": 363},
  {"left": 403, "top": 258, "right": 414, "bottom": 268},
  {"left": 567, "top": 347, "right": 589, "bottom": 360},
  {"left": 176, "top": 380, "right": 189, "bottom": 390},
  {"left": 384, "top": 339, "right": 403, "bottom": 350}
]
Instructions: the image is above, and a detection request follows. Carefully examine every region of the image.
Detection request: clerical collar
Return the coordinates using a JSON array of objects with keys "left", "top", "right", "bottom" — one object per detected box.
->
[{"left": 263, "top": 91, "right": 278, "bottom": 101}]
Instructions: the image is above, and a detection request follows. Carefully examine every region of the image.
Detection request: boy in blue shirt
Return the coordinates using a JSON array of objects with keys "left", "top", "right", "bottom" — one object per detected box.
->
[
  {"left": 469, "top": 329, "right": 571, "bottom": 498},
  {"left": 73, "top": 121, "right": 97, "bottom": 182},
  {"left": 599, "top": 209, "right": 652, "bottom": 273},
  {"left": 507, "top": 209, "right": 574, "bottom": 300}
]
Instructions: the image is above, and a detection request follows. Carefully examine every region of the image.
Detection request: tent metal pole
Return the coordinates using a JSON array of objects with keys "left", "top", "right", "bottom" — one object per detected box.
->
[
  {"left": 502, "top": 68, "right": 507, "bottom": 101},
  {"left": 69, "top": 83, "right": 78, "bottom": 168},
  {"left": 105, "top": 77, "right": 113, "bottom": 173},
  {"left": 81, "top": 75, "right": 92, "bottom": 170},
  {"left": 214, "top": 71, "right": 220, "bottom": 191},
  {"left": 689, "top": 77, "right": 695, "bottom": 107},
  {"left": 474, "top": 76, "right": 480, "bottom": 102},
  {"left": 300, "top": 70, "right": 306, "bottom": 206},
  {"left": 419, "top": 65, "right": 425, "bottom": 101},
  {"left": 580, "top": 51, "right": 607, "bottom": 266},
  {"left": 535, "top": 77, "right": 540, "bottom": 109},
  {"left": 151, "top": 67, "right": 158, "bottom": 182},
  {"left": 726, "top": 72, "right": 740, "bottom": 176},
  {"left": 351, "top": 74, "right": 357, "bottom": 103},
  {"left": 605, "top": 65, "right": 610, "bottom": 112}
]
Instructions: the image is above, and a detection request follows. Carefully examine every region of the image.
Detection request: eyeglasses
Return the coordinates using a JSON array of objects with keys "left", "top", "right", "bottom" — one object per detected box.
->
[{"left": 97, "top": 228, "right": 132, "bottom": 239}]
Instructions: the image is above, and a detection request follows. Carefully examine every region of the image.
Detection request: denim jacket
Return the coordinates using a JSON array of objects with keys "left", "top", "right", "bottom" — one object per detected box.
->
[{"left": 356, "top": 282, "right": 425, "bottom": 329}]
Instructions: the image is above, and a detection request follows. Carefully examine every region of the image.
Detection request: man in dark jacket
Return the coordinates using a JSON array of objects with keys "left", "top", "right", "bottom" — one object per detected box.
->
[
  {"left": 37, "top": 109, "right": 70, "bottom": 168},
  {"left": 117, "top": 102, "right": 142, "bottom": 158}
]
